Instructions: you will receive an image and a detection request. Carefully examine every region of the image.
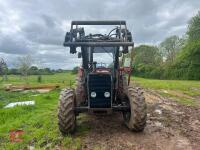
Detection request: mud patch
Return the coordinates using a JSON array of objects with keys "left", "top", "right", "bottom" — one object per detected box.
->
[{"left": 79, "top": 91, "right": 200, "bottom": 150}]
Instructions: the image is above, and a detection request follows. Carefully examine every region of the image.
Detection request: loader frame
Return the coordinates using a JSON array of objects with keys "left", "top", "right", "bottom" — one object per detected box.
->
[{"left": 64, "top": 21, "right": 134, "bottom": 114}]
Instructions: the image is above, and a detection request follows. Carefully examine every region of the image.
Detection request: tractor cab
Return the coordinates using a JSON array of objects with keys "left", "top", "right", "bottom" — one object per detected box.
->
[{"left": 84, "top": 46, "right": 116, "bottom": 73}]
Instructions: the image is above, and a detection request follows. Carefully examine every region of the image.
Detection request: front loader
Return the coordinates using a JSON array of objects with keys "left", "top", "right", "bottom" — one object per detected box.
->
[{"left": 58, "top": 21, "right": 147, "bottom": 135}]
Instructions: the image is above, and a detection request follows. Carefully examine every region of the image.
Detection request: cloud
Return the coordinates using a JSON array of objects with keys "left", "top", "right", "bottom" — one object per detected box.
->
[
  {"left": 0, "top": 34, "right": 32, "bottom": 54},
  {"left": 22, "top": 21, "right": 64, "bottom": 45},
  {"left": 33, "top": 48, "right": 81, "bottom": 69},
  {"left": 0, "top": 0, "right": 199, "bottom": 69}
]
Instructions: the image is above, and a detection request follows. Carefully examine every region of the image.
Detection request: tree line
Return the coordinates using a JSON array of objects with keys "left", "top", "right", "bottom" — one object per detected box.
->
[
  {"left": 7, "top": 66, "right": 67, "bottom": 75},
  {"left": 133, "top": 11, "right": 200, "bottom": 80},
  {"left": 0, "top": 55, "right": 69, "bottom": 82}
]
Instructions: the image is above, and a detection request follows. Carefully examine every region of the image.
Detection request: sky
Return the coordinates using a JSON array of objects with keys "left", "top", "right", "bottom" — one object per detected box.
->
[{"left": 0, "top": 0, "right": 199, "bottom": 69}]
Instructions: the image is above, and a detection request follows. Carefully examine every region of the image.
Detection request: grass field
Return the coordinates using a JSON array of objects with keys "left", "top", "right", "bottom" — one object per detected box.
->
[
  {"left": 133, "top": 77, "right": 200, "bottom": 106},
  {"left": 133, "top": 77, "right": 200, "bottom": 95},
  {"left": 0, "top": 72, "right": 75, "bottom": 89},
  {"left": 0, "top": 73, "right": 200, "bottom": 149},
  {"left": 0, "top": 73, "right": 83, "bottom": 150}
]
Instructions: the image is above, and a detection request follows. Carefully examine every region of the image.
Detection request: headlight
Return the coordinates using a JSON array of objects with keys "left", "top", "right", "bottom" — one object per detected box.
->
[
  {"left": 91, "top": 92, "right": 96, "bottom": 98},
  {"left": 104, "top": 92, "right": 110, "bottom": 98}
]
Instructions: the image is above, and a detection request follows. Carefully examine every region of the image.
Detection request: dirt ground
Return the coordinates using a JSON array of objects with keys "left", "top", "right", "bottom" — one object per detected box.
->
[{"left": 78, "top": 90, "right": 200, "bottom": 150}]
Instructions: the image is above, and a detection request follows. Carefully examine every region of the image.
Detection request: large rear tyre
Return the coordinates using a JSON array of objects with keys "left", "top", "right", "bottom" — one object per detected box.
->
[
  {"left": 58, "top": 88, "right": 76, "bottom": 135},
  {"left": 123, "top": 87, "right": 147, "bottom": 132}
]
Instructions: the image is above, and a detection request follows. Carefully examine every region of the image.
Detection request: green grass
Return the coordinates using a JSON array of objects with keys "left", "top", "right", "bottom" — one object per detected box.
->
[
  {"left": 159, "top": 92, "right": 197, "bottom": 107},
  {"left": 133, "top": 77, "right": 200, "bottom": 106},
  {"left": 0, "top": 72, "right": 75, "bottom": 89},
  {"left": 0, "top": 90, "right": 59, "bottom": 149},
  {"left": 0, "top": 72, "right": 76, "bottom": 109},
  {"left": 1, "top": 74, "right": 200, "bottom": 149},
  {"left": 133, "top": 77, "right": 200, "bottom": 96},
  {"left": 0, "top": 89, "right": 89, "bottom": 150},
  {"left": 0, "top": 73, "right": 89, "bottom": 150}
]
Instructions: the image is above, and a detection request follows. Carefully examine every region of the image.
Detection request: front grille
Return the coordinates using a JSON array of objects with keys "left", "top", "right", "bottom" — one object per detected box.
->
[{"left": 88, "top": 74, "right": 111, "bottom": 108}]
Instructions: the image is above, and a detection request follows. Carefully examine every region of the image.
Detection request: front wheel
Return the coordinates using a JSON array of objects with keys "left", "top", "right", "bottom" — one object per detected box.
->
[
  {"left": 58, "top": 88, "right": 76, "bottom": 135},
  {"left": 123, "top": 87, "right": 147, "bottom": 132}
]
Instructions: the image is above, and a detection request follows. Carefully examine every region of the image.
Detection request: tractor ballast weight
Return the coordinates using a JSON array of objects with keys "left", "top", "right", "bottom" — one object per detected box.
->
[{"left": 58, "top": 21, "right": 147, "bottom": 135}]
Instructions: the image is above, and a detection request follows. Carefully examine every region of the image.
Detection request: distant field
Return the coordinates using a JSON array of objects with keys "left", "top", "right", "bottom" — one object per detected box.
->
[
  {"left": 0, "top": 73, "right": 75, "bottom": 89},
  {"left": 0, "top": 74, "right": 200, "bottom": 149}
]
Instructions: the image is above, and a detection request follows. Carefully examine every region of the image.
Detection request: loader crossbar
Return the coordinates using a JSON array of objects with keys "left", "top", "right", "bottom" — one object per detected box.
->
[
  {"left": 72, "top": 20, "right": 126, "bottom": 25},
  {"left": 64, "top": 42, "right": 134, "bottom": 47}
]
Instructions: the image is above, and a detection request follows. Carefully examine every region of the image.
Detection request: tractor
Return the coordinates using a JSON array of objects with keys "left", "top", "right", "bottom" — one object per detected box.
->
[{"left": 58, "top": 21, "right": 147, "bottom": 135}]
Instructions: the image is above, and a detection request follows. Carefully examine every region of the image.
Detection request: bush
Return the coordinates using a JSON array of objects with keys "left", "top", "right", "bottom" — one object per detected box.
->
[
  {"left": 71, "top": 67, "right": 78, "bottom": 74},
  {"left": 37, "top": 75, "right": 42, "bottom": 83}
]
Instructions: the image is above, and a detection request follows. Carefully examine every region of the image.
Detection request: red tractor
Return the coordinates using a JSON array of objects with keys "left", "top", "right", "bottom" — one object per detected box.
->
[{"left": 58, "top": 21, "right": 147, "bottom": 134}]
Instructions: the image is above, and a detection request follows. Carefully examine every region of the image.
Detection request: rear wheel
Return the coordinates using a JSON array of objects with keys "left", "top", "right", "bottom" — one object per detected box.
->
[
  {"left": 123, "top": 87, "right": 147, "bottom": 131},
  {"left": 58, "top": 88, "right": 76, "bottom": 135}
]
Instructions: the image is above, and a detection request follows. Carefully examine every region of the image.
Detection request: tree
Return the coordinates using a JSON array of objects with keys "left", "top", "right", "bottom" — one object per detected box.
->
[
  {"left": 30, "top": 66, "right": 39, "bottom": 75},
  {"left": 134, "top": 45, "right": 162, "bottom": 66},
  {"left": 173, "top": 40, "right": 200, "bottom": 80},
  {"left": 30, "top": 66, "right": 38, "bottom": 71},
  {"left": 9, "top": 68, "right": 19, "bottom": 75},
  {"left": 133, "top": 45, "right": 163, "bottom": 78},
  {"left": 0, "top": 58, "right": 8, "bottom": 81},
  {"left": 187, "top": 11, "right": 200, "bottom": 41},
  {"left": 160, "top": 35, "right": 184, "bottom": 62},
  {"left": 16, "top": 55, "right": 33, "bottom": 79},
  {"left": 71, "top": 66, "right": 78, "bottom": 74},
  {"left": 44, "top": 68, "right": 52, "bottom": 74}
]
